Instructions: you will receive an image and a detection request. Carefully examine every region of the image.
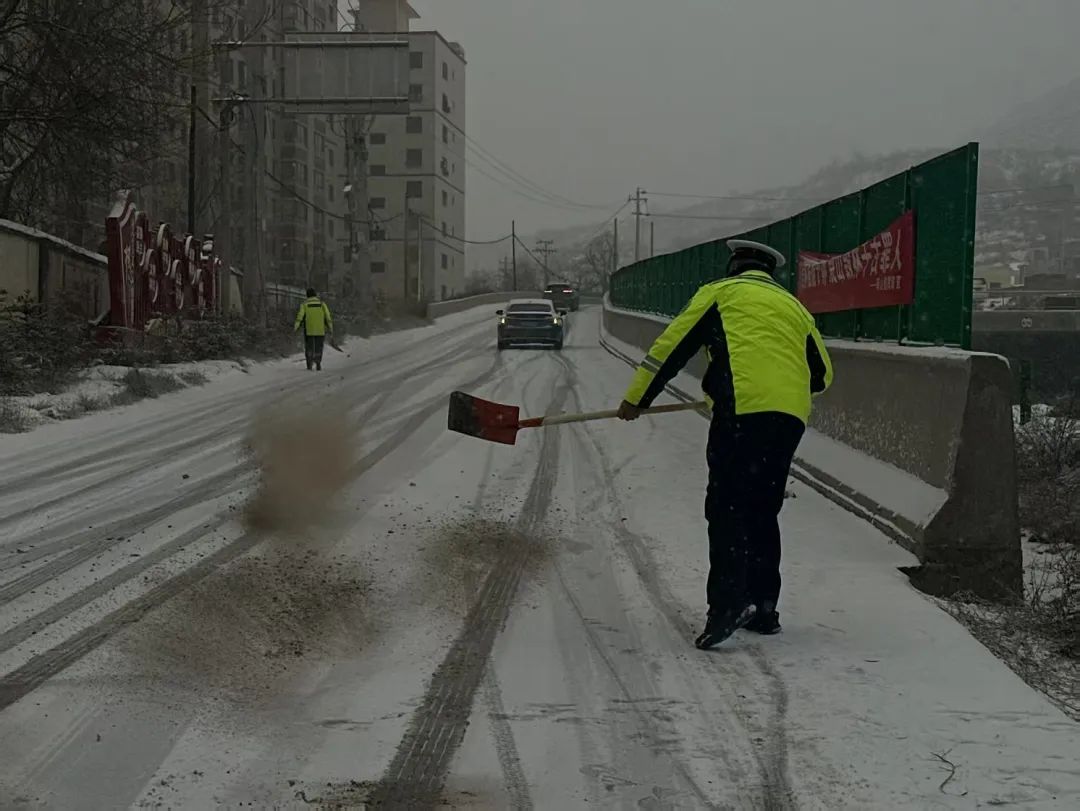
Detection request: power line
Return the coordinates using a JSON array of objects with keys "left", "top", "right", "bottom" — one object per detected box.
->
[
  {"left": 414, "top": 214, "right": 513, "bottom": 245},
  {"left": 647, "top": 212, "right": 772, "bottom": 222},
  {"left": 514, "top": 235, "right": 548, "bottom": 269},
  {"left": 430, "top": 111, "right": 609, "bottom": 210},
  {"left": 264, "top": 167, "right": 402, "bottom": 227},
  {"left": 647, "top": 190, "right": 826, "bottom": 203},
  {"left": 463, "top": 137, "right": 609, "bottom": 210},
  {"left": 462, "top": 152, "right": 613, "bottom": 212},
  {"left": 578, "top": 199, "right": 632, "bottom": 246}
]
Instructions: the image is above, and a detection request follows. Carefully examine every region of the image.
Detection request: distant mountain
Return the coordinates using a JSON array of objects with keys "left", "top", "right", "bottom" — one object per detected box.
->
[
  {"left": 982, "top": 77, "right": 1080, "bottom": 151},
  {"left": 472, "top": 78, "right": 1080, "bottom": 283}
]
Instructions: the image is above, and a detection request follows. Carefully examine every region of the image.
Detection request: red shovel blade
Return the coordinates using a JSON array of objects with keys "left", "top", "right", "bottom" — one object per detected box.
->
[{"left": 448, "top": 391, "right": 521, "bottom": 445}]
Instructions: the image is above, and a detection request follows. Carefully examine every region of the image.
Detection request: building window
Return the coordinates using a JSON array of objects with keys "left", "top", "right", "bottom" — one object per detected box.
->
[
  {"left": 372, "top": 261, "right": 387, "bottom": 274},
  {"left": 370, "top": 197, "right": 386, "bottom": 209},
  {"left": 328, "top": 219, "right": 334, "bottom": 237},
  {"left": 442, "top": 62, "right": 448, "bottom": 80},
  {"left": 441, "top": 221, "right": 447, "bottom": 236},
  {"left": 314, "top": 169, "right": 325, "bottom": 190},
  {"left": 406, "top": 181, "right": 423, "bottom": 198},
  {"left": 409, "top": 51, "right": 423, "bottom": 69},
  {"left": 370, "top": 132, "right": 386, "bottom": 145},
  {"left": 442, "top": 190, "right": 448, "bottom": 206},
  {"left": 328, "top": 184, "right": 334, "bottom": 202},
  {"left": 343, "top": 244, "right": 350, "bottom": 262},
  {"left": 406, "top": 149, "right": 422, "bottom": 168},
  {"left": 371, "top": 228, "right": 386, "bottom": 242},
  {"left": 371, "top": 165, "right": 386, "bottom": 176},
  {"left": 406, "top": 116, "right": 422, "bottom": 134},
  {"left": 328, "top": 149, "right": 334, "bottom": 168},
  {"left": 409, "top": 84, "right": 423, "bottom": 103},
  {"left": 441, "top": 253, "right": 448, "bottom": 269},
  {"left": 442, "top": 94, "right": 451, "bottom": 113},
  {"left": 442, "top": 125, "right": 449, "bottom": 145}
]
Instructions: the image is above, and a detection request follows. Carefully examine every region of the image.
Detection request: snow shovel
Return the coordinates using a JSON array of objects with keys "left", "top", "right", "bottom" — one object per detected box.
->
[{"left": 448, "top": 391, "right": 707, "bottom": 446}]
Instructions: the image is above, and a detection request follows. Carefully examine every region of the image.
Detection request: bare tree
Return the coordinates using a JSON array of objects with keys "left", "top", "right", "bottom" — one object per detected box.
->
[
  {"left": 0, "top": 1, "right": 196, "bottom": 242},
  {"left": 581, "top": 231, "right": 615, "bottom": 293}
]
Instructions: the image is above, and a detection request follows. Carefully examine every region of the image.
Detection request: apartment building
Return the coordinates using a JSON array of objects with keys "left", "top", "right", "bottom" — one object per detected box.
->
[
  {"left": 353, "top": 1, "right": 467, "bottom": 302},
  {"left": 123, "top": 1, "right": 348, "bottom": 294}
]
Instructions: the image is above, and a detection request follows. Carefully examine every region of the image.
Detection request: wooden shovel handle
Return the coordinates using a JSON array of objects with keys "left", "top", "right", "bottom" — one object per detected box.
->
[{"left": 519, "top": 400, "right": 707, "bottom": 429}]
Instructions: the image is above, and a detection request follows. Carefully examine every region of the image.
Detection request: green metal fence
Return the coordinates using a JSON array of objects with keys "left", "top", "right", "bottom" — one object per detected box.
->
[{"left": 610, "top": 143, "right": 979, "bottom": 348}]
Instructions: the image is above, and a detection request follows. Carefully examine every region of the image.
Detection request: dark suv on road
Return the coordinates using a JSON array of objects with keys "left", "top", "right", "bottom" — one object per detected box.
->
[
  {"left": 497, "top": 299, "right": 565, "bottom": 350},
  {"left": 543, "top": 283, "right": 579, "bottom": 312}
]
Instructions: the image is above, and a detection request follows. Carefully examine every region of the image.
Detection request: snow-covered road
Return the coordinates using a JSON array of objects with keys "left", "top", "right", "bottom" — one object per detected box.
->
[{"left": 1, "top": 306, "right": 1078, "bottom": 809}]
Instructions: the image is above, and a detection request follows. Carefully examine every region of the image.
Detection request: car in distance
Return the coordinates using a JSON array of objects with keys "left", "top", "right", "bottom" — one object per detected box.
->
[
  {"left": 496, "top": 299, "right": 565, "bottom": 350},
  {"left": 543, "top": 282, "right": 579, "bottom": 312}
]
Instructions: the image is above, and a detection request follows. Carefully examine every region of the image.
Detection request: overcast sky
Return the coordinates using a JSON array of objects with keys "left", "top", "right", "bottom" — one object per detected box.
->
[{"left": 407, "top": 0, "right": 1080, "bottom": 239}]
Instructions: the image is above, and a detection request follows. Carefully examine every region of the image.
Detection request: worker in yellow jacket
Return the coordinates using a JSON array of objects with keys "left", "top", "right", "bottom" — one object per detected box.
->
[
  {"left": 618, "top": 240, "right": 833, "bottom": 649},
  {"left": 294, "top": 288, "right": 334, "bottom": 371}
]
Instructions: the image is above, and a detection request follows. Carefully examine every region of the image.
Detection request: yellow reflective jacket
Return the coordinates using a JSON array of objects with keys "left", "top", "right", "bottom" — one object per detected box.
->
[
  {"left": 623, "top": 271, "right": 833, "bottom": 424},
  {"left": 294, "top": 297, "right": 333, "bottom": 337}
]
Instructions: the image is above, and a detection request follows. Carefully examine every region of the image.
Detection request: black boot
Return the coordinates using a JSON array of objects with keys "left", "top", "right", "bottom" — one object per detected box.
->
[
  {"left": 694, "top": 604, "right": 756, "bottom": 650},
  {"left": 745, "top": 602, "right": 781, "bottom": 635}
]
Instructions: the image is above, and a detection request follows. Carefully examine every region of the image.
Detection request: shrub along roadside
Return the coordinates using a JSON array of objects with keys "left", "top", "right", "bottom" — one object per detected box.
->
[{"left": 0, "top": 293, "right": 299, "bottom": 399}]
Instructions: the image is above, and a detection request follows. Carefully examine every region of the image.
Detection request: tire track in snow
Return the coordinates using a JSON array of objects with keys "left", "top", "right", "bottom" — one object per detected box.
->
[
  {"left": 0, "top": 355, "right": 507, "bottom": 711},
  {"left": 367, "top": 357, "right": 569, "bottom": 807},
  {"left": 589, "top": 320, "right": 800, "bottom": 809},
  {"left": 576, "top": 420, "right": 796, "bottom": 810},
  {"left": 0, "top": 318, "right": 489, "bottom": 514}
]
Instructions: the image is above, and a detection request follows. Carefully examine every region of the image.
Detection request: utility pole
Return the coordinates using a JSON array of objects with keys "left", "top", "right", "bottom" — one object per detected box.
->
[
  {"left": 613, "top": 217, "right": 619, "bottom": 275},
  {"left": 499, "top": 256, "right": 510, "bottom": 291},
  {"left": 238, "top": 1, "right": 268, "bottom": 319},
  {"left": 630, "top": 187, "right": 648, "bottom": 263},
  {"left": 511, "top": 220, "right": 518, "bottom": 290},
  {"left": 416, "top": 214, "right": 424, "bottom": 303},
  {"left": 535, "top": 239, "right": 556, "bottom": 284},
  {"left": 188, "top": 0, "right": 207, "bottom": 236},
  {"left": 650, "top": 220, "right": 655, "bottom": 258},
  {"left": 403, "top": 208, "right": 410, "bottom": 300},
  {"left": 215, "top": 43, "right": 234, "bottom": 314}
]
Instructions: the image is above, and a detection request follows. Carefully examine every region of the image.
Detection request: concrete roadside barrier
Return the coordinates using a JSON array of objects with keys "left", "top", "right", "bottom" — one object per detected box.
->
[{"left": 601, "top": 296, "right": 1022, "bottom": 600}]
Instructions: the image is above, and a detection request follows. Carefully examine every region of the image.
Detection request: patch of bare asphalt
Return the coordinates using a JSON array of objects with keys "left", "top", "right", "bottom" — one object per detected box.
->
[
  {"left": 417, "top": 516, "right": 559, "bottom": 612},
  {"left": 114, "top": 540, "right": 371, "bottom": 706}
]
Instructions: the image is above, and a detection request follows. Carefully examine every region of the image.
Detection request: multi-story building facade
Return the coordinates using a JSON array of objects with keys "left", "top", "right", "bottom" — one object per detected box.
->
[
  {"left": 353, "top": 1, "right": 466, "bottom": 302},
  {"left": 123, "top": 1, "right": 349, "bottom": 295}
]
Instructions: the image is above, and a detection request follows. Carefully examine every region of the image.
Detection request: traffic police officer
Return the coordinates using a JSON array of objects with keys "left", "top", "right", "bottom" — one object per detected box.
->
[
  {"left": 618, "top": 240, "right": 833, "bottom": 649},
  {"left": 294, "top": 288, "right": 334, "bottom": 371}
]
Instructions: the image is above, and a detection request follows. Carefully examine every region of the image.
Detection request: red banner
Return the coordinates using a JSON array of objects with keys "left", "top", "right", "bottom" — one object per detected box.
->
[
  {"left": 104, "top": 193, "right": 218, "bottom": 332},
  {"left": 797, "top": 210, "right": 915, "bottom": 314}
]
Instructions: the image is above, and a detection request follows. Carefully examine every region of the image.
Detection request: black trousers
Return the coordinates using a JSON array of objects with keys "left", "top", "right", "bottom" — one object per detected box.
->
[
  {"left": 705, "top": 411, "right": 805, "bottom": 614},
  {"left": 304, "top": 334, "right": 325, "bottom": 368}
]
